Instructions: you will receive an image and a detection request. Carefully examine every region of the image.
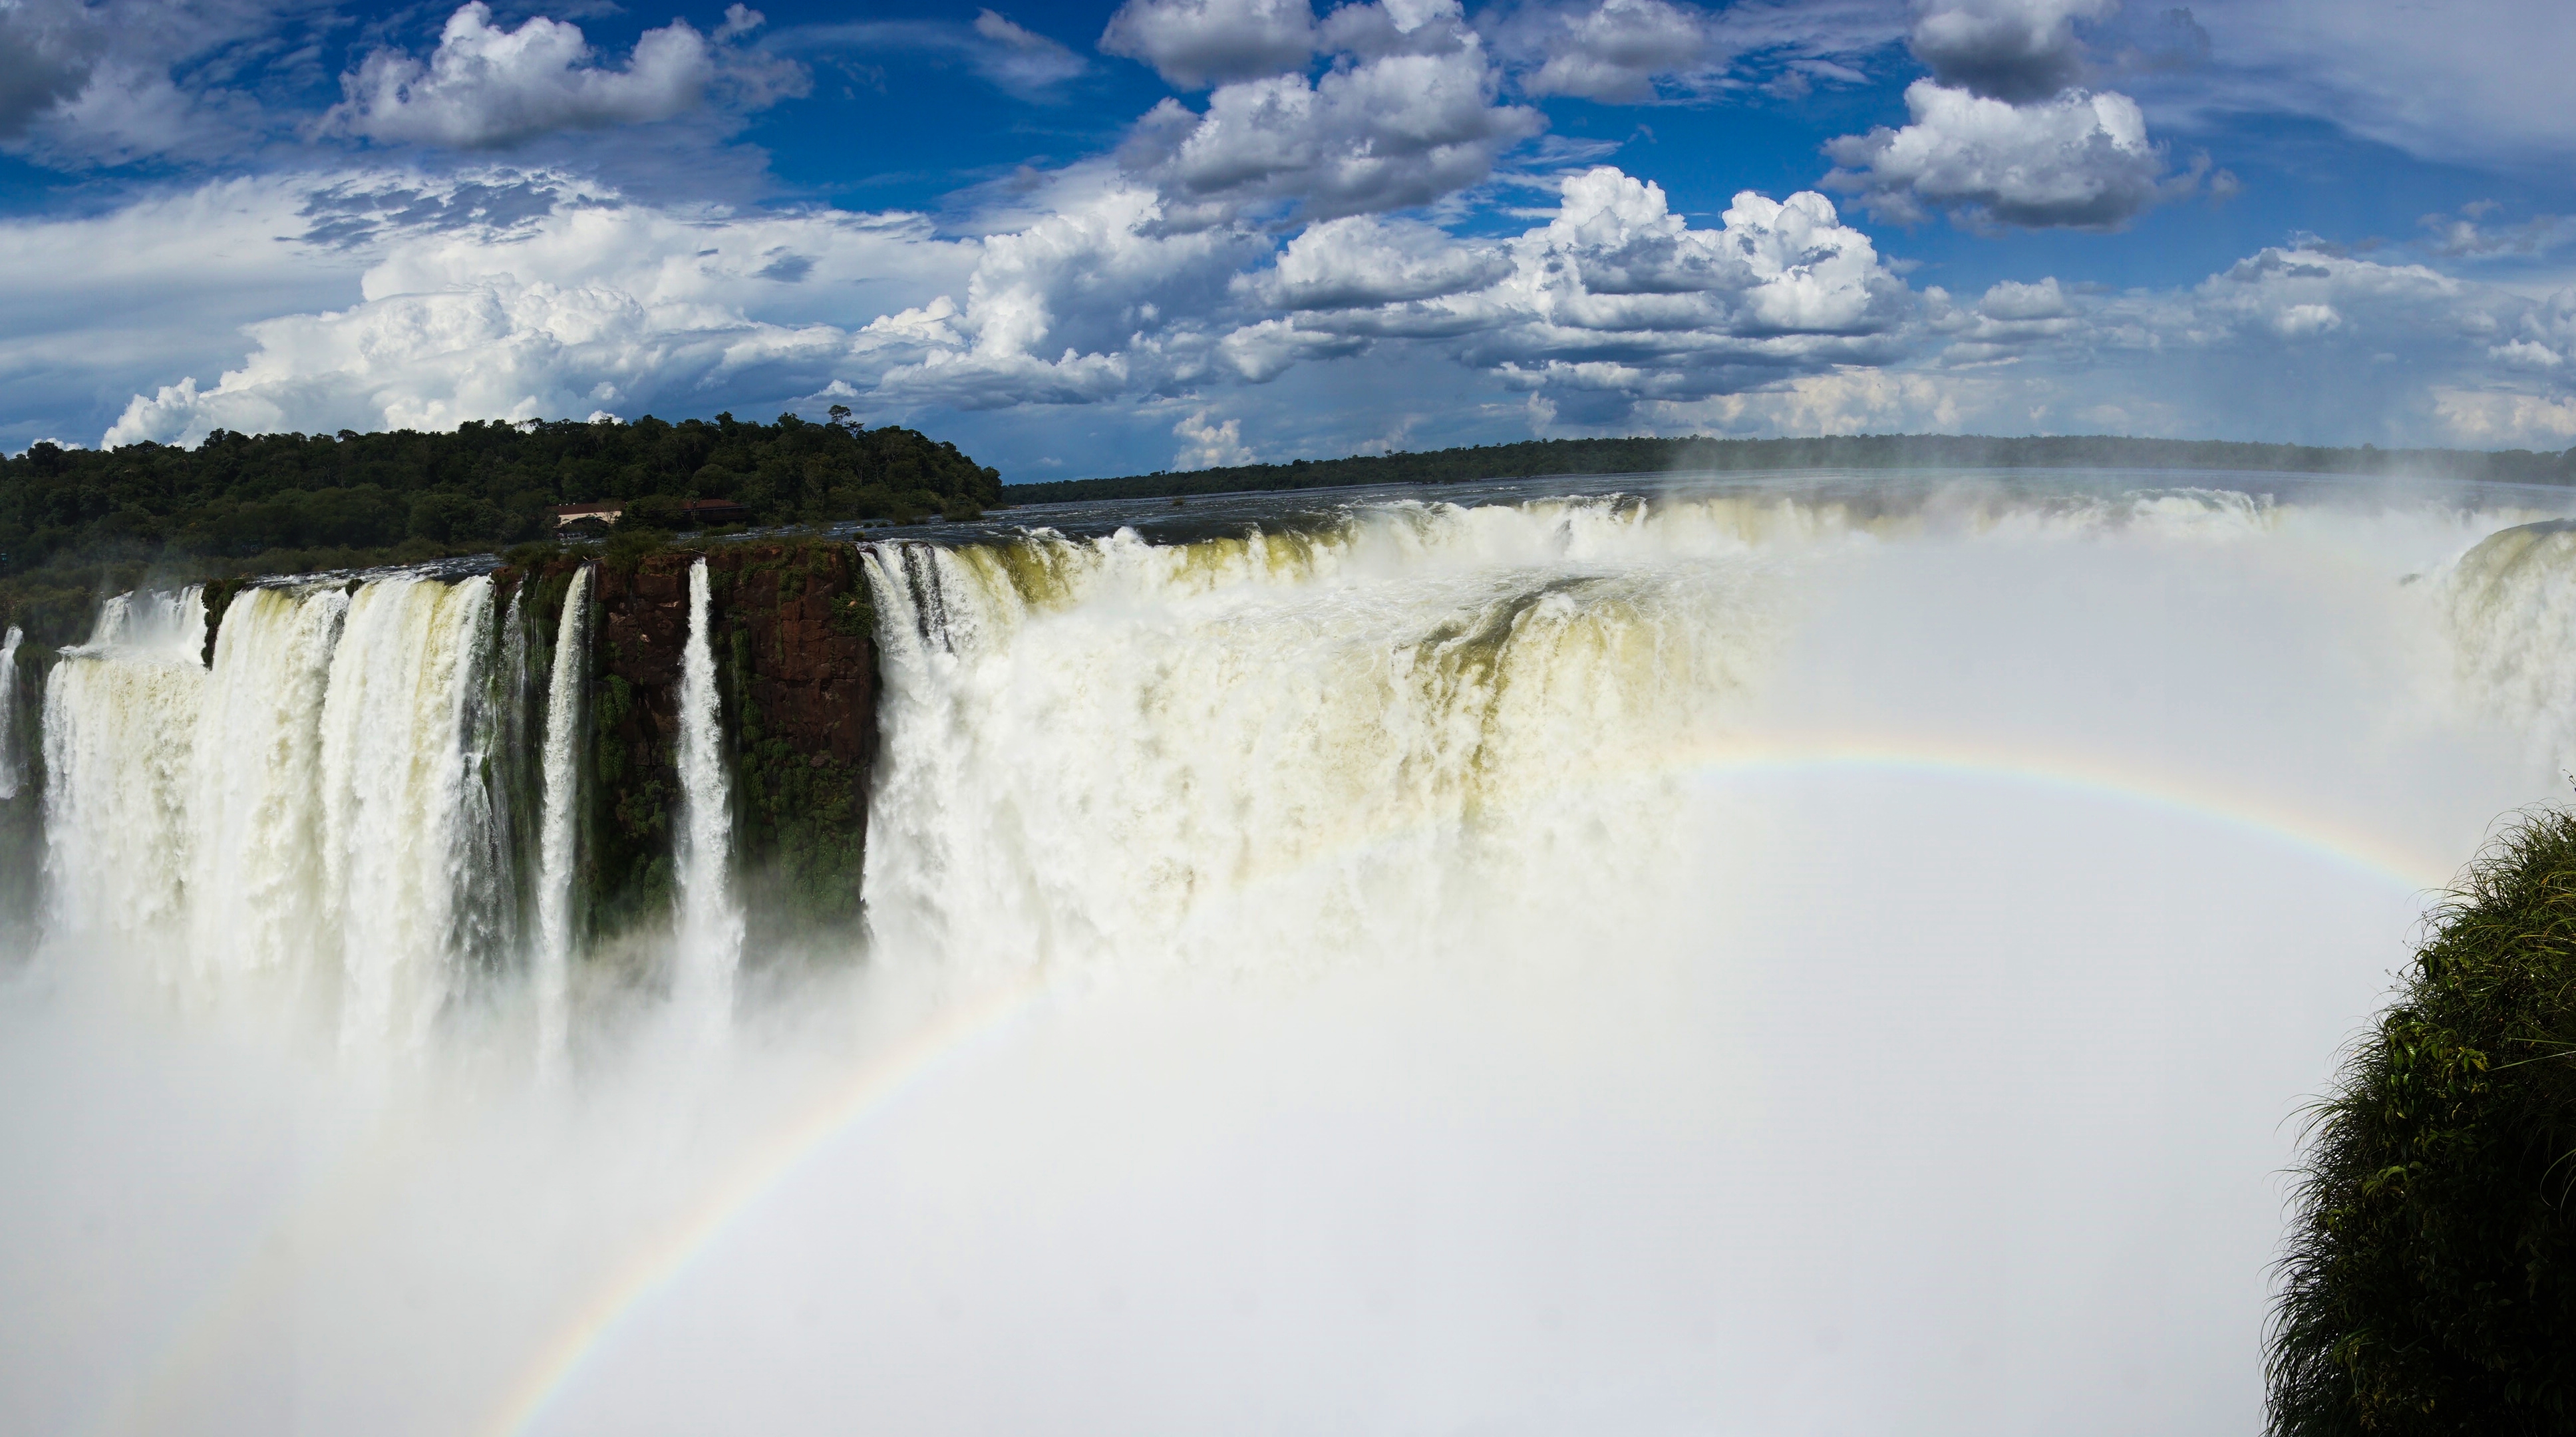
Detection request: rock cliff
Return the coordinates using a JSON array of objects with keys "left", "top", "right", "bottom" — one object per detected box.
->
[{"left": 498, "top": 539, "right": 877, "bottom": 945}]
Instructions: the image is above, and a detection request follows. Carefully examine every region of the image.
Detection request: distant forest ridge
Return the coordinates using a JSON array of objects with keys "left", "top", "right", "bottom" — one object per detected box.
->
[{"left": 1009, "top": 434, "right": 2576, "bottom": 504}]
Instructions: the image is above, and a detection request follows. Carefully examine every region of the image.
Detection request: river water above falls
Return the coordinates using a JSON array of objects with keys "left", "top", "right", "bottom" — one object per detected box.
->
[{"left": 5, "top": 470, "right": 2576, "bottom": 1435}]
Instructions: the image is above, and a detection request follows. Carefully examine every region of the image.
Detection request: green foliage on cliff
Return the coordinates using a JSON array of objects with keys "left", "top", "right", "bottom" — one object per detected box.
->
[
  {"left": 2270, "top": 810, "right": 2576, "bottom": 1435},
  {"left": 0, "top": 410, "right": 1003, "bottom": 595},
  {"left": 1012, "top": 434, "right": 2576, "bottom": 504},
  {"left": 0, "top": 634, "right": 43, "bottom": 949},
  {"left": 713, "top": 541, "right": 871, "bottom": 934},
  {"left": 587, "top": 659, "right": 674, "bottom": 937}
]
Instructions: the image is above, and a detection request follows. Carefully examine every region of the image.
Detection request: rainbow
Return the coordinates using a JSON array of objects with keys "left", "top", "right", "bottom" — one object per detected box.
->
[
  {"left": 470, "top": 733, "right": 2462, "bottom": 1436},
  {"left": 478, "top": 975, "right": 1048, "bottom": 1437}
]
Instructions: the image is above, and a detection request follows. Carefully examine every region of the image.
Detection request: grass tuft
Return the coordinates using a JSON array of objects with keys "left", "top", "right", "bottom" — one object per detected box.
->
[{"left": 2270, "top": 808, "right": 2576, "bottom": 1435}]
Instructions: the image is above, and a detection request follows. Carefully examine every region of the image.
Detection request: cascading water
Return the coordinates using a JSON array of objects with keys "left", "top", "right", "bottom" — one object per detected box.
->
[
  {"left": 860, "top": 500, "right": 1777, "bottom": 980},
  {"left": 186, "top": 583, "right": 350, "bottom": 992},
  {"left": 18, "top": 476, "right": 2576, "bottom": 1437},
  {"left": 317, "top": 576, "right": 499, "bottom": 1050},
  {"left": 2439, "top": 518, "right": 2576, "bottom": 767},
  {"left": 534, "top": 565, "right": 593, "bottom": 1078},
  {"left": 673, "top": 556, "right": 741, "bottom": 1025},
  {"left": 0, "top": 623, "right": 23, "bottom": 799},
  {"left": 43, "top": 588, "right": 208, "bottom": 939}
]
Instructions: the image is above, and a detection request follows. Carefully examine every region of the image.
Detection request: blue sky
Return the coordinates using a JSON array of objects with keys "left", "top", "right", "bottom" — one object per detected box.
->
[{"left": 5, "top": 0, "right": 2575, "bottom": 478}]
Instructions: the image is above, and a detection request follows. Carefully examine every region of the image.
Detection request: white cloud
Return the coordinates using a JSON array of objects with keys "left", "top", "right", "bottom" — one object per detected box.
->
[
  {"left": 1251, "top": 214, "right": 1508, "bottom": 309},
  {"left": 1908, "top": 0, "right": 2110, "bottom": 102},
  {"left": 1098, "top": 0, "right": 1315, "bottom": 88},
  {"left": 1123, "top": 0, "right": 1542, "bottom": 223},
  {"left": 2179, "top": 0, "right": 2576, "bottom": 172},
  {"left": 1220, "top": 166, "right": 1913, "bottom": 419},
  {"left": 778, "top": 9, "right": 1086, "bottom": 102},
  {"left": 2434, "top": 390, "right": 2576, "bottom": 445},
  {"left": 1173, "top": 406, "right": 1256, "bottom": 466},
  {"left": 0, "top": 176, "right": 374, "bottom": 450},
  {"left": 327, "top": 3, "right": 802, "bottom": 150},
  {"left": 965, "top": 11, "right": 1090, "bottom": 94},
  {"left": 0, "top": 0, "right": 339, "bottom": 166},
  {"left": 43, "top": 154, "right": 2576, "bottom": 470},
  {"left": 1486, "top": 0, "right": 1712, "bottom": 102},
  {"left": 95, "top": 171, "right": 975, "bottom": 446},
  {"left": 1824, "top": 80, "right": 2182, "bottom": 229},
  {"left": 870, "top": 169, "right": 1268, "bottom": 408}
]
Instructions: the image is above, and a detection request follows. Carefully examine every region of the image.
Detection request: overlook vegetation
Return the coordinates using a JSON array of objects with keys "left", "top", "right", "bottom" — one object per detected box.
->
[
  {"left": 2271, "top": 810, "right": 2576, "bottom": 1435},
  {"left": 0, "top": 410, "right": 999, "bottom": 643},
  {"left": 1013, "top": 434, "right": 2576, "bottom": 504}
]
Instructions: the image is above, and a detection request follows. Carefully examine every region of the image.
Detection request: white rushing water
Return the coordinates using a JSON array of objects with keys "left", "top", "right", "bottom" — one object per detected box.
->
[
  {"left": 43, "top": 587, "right": 209, "bottom": 939},
  {"left": 673, "top": 556, "right": 742, "bottom": 1029},
  {"left": 534, "top": 566, "right": 593, "bottom": 1079},
  {"left": 35, "top": 575, "right": 512, "bottom": 1044},
  {"left": 0, "top": 623, "right": 21, "bottom": 800},
  {"left": 13, "top": 478, "right": 2576, "bottom": 1437}
]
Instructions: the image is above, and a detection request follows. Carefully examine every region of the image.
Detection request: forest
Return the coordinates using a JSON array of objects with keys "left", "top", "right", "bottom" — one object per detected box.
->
[
  {"left": 0, "top": 408, "right": 1001, "bottom": 643},
  {"left": 0, "top": 408, "right": 998, "bottom": 575},
  {"left": 1011, "top": 433, "right": 2576, "bottom": 504}
]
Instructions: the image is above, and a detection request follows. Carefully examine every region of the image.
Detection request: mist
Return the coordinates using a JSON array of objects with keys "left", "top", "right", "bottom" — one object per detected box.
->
[{"left": 3, "top": 477, "right": 2567, "bottom": 1436}]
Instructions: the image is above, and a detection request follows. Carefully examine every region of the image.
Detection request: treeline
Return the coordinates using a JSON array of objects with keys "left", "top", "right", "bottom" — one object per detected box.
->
[
  {"left": 0, "top": 408, "right": 1000, "bottom": 578},
  {"left": 1009, "top": 434, "right": 2576, "bottom": 504},
  {"left": 0, "top": 409, "right": 1001, "bottom": 645}
]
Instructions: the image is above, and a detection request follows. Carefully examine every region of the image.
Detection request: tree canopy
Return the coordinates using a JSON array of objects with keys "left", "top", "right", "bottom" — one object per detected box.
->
[{"left": 0, "top": 408, "right": 1001, "bottom": 580}]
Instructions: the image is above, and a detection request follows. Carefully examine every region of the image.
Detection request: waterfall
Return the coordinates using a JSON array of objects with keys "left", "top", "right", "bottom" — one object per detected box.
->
[
  {"left": 318, "top": 575, "right": 497, "bottom": 1050},
  {"left": 534, "top": 565, "right": 593, "bottom": 1077},
  {"left": 0, "top": 624, "right": 22, "bottom": 799},
  {"left": 43, "top": 589, "right": 208, "bottom": 939},
  {"left": 856, "top": 500, "right": 1778, "bottom": 978},
  {"left": 28, "top": 558, "right": 753, "bottom": 1049},
  {"left": 186, "top": 584, "right": 349, "bottom": 989},
  {"left": 673, "top": 557, "right": 740, "bottom": 1024},
  {"left": 2441, "top": 518, "right": 2576, "bottom": 767}
]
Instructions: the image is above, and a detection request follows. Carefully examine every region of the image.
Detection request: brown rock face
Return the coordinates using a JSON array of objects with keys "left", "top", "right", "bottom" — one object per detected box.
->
[
  {"left": 579, "top": 542, "right": 878, "bottom": 937},
  {"left": 713, "top": 544, "right": 876, "bottom": 766},
  {"left": 594, "top": 558, "right": 688, "bottom": 784}
]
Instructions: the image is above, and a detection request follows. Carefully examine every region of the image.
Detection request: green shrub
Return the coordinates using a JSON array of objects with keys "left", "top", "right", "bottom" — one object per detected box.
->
[{"left": 2270, "top": 809, "right": 2576, "bottom": 1435}]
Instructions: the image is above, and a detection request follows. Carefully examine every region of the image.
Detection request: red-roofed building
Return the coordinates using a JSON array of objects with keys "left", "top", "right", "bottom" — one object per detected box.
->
[{"left": 548, "top": 502, "right": 622, "bottom": 532}]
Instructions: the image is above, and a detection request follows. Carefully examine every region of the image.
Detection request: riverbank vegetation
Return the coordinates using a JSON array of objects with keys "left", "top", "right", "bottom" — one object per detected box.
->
[
  {"left": 2270, "top": 810, "right": 2576, "bottom": 1434},
  {"left": 1014, "top": 433, "right": 2576, "bottom": 504}
]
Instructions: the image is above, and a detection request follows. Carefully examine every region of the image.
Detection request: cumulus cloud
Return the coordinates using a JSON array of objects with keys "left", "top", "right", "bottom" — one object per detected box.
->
[
  {"left": 1824, "top": 80, "right": 2187, "bottom": 229},
  {"left": 1484, "top": 0, "right": 1712, "bottom": 102},
  {"left": 1250, "top": 214, "right": 1508, "bottom": 309},
  {"left": 96, "top": 172, "right": 974, "bottom": 445},
  {"left": 1908, "top": 0, "right": 2110, "bottom": 102},
  {"left": 75, "top": 160, "right": 1921, "bottom": 446},
  {"left": 1098, "top": 0, "right": 1315, "bottom": 88},
  {"left": 1919, "top": 275, "right": 2080, "bottom": 361},
  {"left": 327, "top": 3, "right": 802, "bottom": 149},
  {"left": 51, "top": 148, "right": 2576, "bottom": 468},
  {"left": 871, "top": 174, "right": 1267, "bottom": 408},
  {"left": 1215, "top": 166, "right": 1913, "bottom": 420},
  {"left": 1123, "top": 0, "right": 1542, "bottom": 222},
  {"left": 1172, "top": 406, "right": 1256, "bottom": 466}
]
